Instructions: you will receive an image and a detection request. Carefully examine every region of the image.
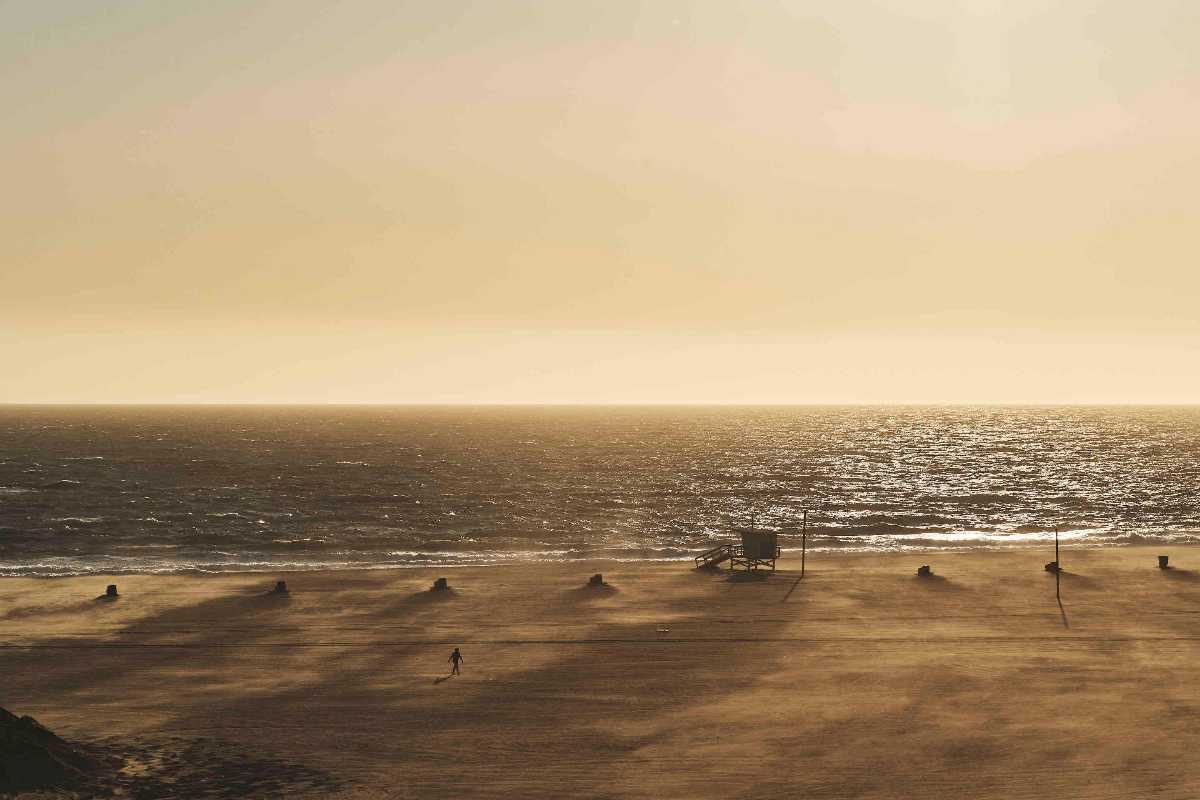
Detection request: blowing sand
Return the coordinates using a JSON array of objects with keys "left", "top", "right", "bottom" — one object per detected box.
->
[{"left": 3, "top": 545, "right": 1200, "bottom": 799}]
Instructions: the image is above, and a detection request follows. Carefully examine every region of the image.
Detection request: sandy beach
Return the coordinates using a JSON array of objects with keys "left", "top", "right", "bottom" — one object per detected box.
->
[{"left": 4, "top": 545, "right": 1200, "bottom": 798}]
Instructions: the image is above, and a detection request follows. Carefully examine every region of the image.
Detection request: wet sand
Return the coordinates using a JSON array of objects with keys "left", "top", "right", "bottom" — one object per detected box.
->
[{"left": 3, "top": 545, "right": 1200, "bottom": 798}]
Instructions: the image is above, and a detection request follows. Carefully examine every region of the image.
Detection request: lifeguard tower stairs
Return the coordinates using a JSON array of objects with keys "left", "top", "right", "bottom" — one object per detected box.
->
[{"left": 694, "top": 527, "right": 780, "bottom": 572}]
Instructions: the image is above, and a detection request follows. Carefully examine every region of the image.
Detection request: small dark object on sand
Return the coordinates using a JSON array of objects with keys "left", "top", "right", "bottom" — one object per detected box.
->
[
  {"left": 105, "top": 584, "right": 118, "bottom": 598},
  {"left": 272, "top": 580, "right": 288, "bottom": 594},
  {"left": 433, "top": 577, "right": 449, "bottom": 591},
  {"left": 1159, "top": 555, "right": 1170, "bottom": 569},
  {"left": 916, "top": 565, "right": 932, "bottom": 578},
  {"left": 588, "top": 573, "right": 605, "bottom": 586},
  {"left": 1045, "top": 561, "right": 1060, "bottom": 573}
]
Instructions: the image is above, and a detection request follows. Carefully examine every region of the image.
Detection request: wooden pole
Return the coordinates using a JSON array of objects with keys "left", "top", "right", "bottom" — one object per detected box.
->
[
  {"left": 1055, "top": 525, "right": 1061, "bottom": 600},
  {"left": 801, "top": 509, "right": 808, "bottom": 579}
]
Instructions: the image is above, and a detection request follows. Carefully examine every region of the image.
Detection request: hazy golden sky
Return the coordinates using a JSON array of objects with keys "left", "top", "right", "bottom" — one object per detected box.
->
[{"left": 4, "top": 1, "right": 1198, "bottom": 402}]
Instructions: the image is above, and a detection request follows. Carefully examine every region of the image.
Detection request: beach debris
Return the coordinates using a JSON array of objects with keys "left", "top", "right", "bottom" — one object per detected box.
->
[
  {"left": 0, "top": 707, "right": 101, "bottom": 793},
  {"left": 105, "top": 584, "right": 118, "bottom": 598},
  {"left": 433, "top": 577, "right": 450, "bottom": 591},
  {"left": 916, "top": 565, "right": 932, "bottom": 577},
  {"left": 1044, "top": 561, "right": 1060, "bottom": 573},
  {"left": 588, "top": 573, "right": 605, "bottom": 587},
  {"left": 272, "top": 580, "right": 289, "bottom": 594},
  {"left": 656, "top": 628, "right": 670, "bottom": 633},
  {"left": 1159, "top": 555, "right": 1170, "bottom": 569}
]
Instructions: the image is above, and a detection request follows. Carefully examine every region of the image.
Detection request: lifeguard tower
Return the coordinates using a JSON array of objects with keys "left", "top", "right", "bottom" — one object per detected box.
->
[{"left": 694, "top": 523, "right": 780, "bottom": 573}]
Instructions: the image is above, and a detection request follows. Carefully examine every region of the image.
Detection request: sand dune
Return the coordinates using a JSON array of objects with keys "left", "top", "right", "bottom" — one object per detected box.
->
[{"left": 3, "top": 546, "right": 1199, "bottom": 798}]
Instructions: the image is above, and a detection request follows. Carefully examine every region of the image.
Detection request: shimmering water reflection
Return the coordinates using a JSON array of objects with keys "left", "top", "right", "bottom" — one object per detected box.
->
[{"left": 1, "top": 406, "right": 1198, "bottom": 575}]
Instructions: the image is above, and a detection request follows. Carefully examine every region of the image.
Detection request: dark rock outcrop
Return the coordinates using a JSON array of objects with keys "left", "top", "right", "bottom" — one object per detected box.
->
[{"left": 0, "top": 706, "right": 100, "bottom": 793}]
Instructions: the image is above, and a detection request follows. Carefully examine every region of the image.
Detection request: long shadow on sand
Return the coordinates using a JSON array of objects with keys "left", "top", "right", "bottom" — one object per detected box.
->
[
  {"left": 781, "top": 574, "right": 805, "bottom": 603},
  {"left": 1051, "top": 571, "right": 1100, "bottom": 590},
  {"left": 5, "top": 569, "right": 807, "bottom": 797},
  {"left": 1057, "top": 597, "right": 1070, "bottom": 629},
  {"left": 359, "top": 586, "right": 461, "bottom": 626},
  {"left": 725, "top": 570, "right": 771, "bottom": 583},
  {"left": 403, "top": 587, "right": 458, "bottom": 605},
  {"left": 0, "top": 588, "right": 345, "bottom": 798},
  {"left": 561, "top": 583, "right": 620, "bottom": 603},
  {"left": 0, "top": 598, "right": 112, "bottom": 622},
  {"left": 158, "top": 572, "right": 799, "bottom": 796},
  {"left": 1160, "top": 567, "right": 1200, "bottom": 582},
  {"left": 4, "top": 590, "right": 297, "bottom": 703},
  {"left": 912, "top": 574, "right": 965, "bottom": 592}
]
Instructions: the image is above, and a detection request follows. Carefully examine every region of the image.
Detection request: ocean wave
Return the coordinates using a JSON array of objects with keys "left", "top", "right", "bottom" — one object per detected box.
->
[
  {"left": 884, "top": 529, "right": 1091, "bottom": 543},
  {"left": 817, "top": 523, "right": 954, "bottom": 537},
  {"left": 0, "top": 545, "right": 702, "bottom": 577},
  {"left": 932, "top": 493, "right": 1020, "bottom": 504},
  {"left": 7, "top": 533, "right": 1195, "bottom": 577},
  {"left": 790, "top": 527, "right": 1116, "bottom": 553},
  {"left": 40, "top": 479, "right": 82, "bottom": 490}
]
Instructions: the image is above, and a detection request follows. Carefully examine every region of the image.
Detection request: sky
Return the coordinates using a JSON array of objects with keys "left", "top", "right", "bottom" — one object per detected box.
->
[{"left": 3, "top": 0, "right": 1199, "bottom": 403}]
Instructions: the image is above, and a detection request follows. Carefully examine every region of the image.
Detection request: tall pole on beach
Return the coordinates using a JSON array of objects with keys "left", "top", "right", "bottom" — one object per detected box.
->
[
  {"left": 801, "top": 509, "right": 808, "bottom": 579},
  {"left": 1055, "top": 525, "right": 1061, "bottom": 600}
]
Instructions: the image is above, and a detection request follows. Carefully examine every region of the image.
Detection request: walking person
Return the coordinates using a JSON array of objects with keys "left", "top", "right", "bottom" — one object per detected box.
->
[{"left": 448, "top": 647, "right": 464, "bottom": 676}]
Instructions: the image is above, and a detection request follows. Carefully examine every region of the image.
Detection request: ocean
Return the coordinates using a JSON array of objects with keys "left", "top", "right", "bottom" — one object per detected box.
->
[{"left": 1, "top": 405, "right": 1198, "bottom": 576}]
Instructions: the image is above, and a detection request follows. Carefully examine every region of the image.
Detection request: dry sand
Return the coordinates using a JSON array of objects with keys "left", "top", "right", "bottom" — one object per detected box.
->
[{"left": 3, "top": 545, "right": 1200, "bottom": 799}]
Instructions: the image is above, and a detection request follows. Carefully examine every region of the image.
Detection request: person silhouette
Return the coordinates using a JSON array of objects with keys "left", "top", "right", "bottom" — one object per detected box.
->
[{"left": 448, "top": 647, "right": 464, "bottom": 676}]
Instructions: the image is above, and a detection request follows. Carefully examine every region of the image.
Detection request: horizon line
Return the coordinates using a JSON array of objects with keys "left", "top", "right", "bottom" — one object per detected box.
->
[{"left": 3, "top": 401, "right": 1199, "bottom": 408}]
